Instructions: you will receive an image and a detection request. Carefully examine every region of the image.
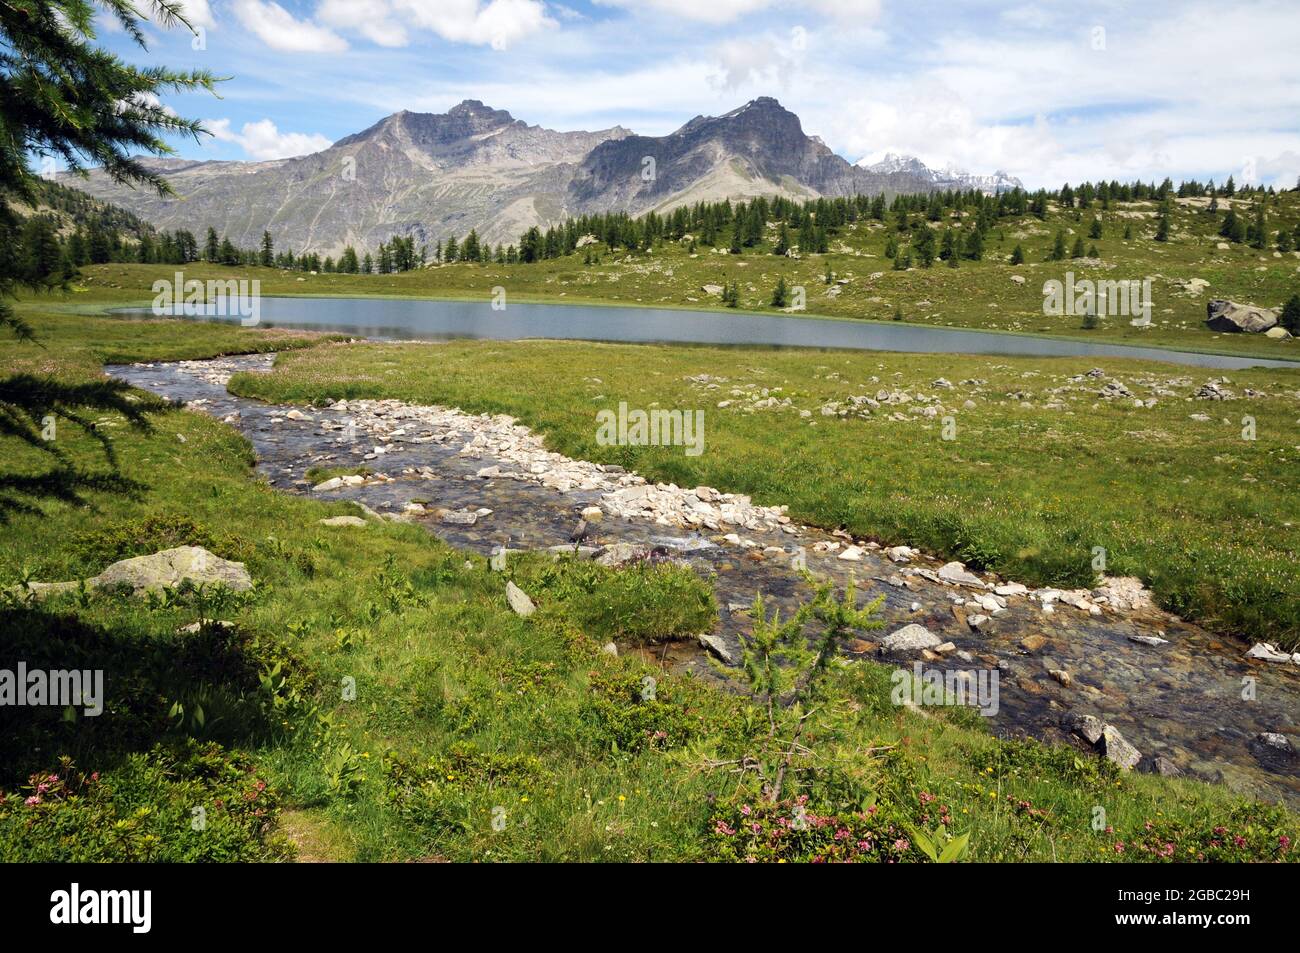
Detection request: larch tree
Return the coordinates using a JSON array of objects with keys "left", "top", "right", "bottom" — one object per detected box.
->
[{"left": 1, "top": 0, "right": 218, "bottom": 519}]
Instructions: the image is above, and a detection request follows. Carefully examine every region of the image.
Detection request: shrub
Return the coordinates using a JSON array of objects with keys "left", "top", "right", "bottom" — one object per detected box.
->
[
  {"left": 70, "top": 513, "right": 246, "bottom": 573},
  {"left": 0, "top": 742, "right": 291, "bottom": 862},
  {"left": 578, "top": 668, "right": 716, "bottom": 753},
  {"left": 707, "top": 796, "right": 923, "bottom": 863}
]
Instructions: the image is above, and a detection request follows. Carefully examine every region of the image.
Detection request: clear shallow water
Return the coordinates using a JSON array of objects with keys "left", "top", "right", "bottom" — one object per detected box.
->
[{"left": 121, "top": 297, "right": 1300, "bottom": 370}]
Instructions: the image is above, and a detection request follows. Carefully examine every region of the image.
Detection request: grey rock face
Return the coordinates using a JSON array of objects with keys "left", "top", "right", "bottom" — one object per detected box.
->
[{"left": 1205, "top": 299, "right": 1279, "bottom": 333}]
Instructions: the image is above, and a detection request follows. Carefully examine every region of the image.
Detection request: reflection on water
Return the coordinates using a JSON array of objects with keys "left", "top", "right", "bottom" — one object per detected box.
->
[{"left": 116, "top": 297, "right": 1299, "bottom": 370}]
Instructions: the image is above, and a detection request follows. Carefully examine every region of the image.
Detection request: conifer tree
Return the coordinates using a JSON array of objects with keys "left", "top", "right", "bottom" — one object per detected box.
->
[
  {"left": 1, "top": 0, "right": 216, "bottom": 519},
  {"left": 1281, "top": 294, "right": 1300, "bottom": 334},
  {"left": 771, "top": 276, "right": 788, "bottom": 308},
  {"left": 1250, "top": 204, "right": 1267, "bottom": 249}
]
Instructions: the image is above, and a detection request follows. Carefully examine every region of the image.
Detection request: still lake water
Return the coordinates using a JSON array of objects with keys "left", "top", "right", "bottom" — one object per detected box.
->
[{"left": 127, "top": 296, "right": 1300, "bottom": 370}]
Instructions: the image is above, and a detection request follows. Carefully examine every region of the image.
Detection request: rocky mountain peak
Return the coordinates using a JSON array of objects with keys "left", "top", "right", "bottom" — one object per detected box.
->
[{"left": 65, "top": 98, "right": 1014, "bottom": 255}]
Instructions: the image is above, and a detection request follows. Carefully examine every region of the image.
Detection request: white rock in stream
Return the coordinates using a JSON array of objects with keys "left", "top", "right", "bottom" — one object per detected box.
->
[
  {"left": 1245, "top": 642, "right": 1297, "bottom": 664},
  {"left": 1100, "top": 725, "right": 1142, "bottom": 771},
  {"left": 881, "top": 624, "right": 942, "bottom": 652},
  {"left": 937, "top": 561, "right": 985, "bottom": 588},
  {"left": 699, "top": 634, "right": 736, "bottom": 665}
]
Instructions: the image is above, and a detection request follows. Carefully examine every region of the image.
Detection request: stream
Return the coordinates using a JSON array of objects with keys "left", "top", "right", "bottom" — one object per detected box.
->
[{"left": 108, "top": 353, "right": 1300, "bottom": 808}]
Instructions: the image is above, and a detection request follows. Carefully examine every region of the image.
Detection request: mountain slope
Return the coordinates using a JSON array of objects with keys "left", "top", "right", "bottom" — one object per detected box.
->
[
  {"left": 63, "top": 99, "right": 1015, "bottom": 254},
  {"left": 64, "top": 101, "right": 629, "bottom": 253},
  {"left": 567, "top": 97, "right": 940, "bottom": 215}
]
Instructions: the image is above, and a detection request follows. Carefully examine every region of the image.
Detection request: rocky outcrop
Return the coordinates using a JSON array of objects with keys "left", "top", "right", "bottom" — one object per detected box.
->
[
  {"left": 1204, "top": 299, "right": 1279, "bottom": 333},
  {"left": 10, "top": 546, "right": 251, "bottom": 599}
]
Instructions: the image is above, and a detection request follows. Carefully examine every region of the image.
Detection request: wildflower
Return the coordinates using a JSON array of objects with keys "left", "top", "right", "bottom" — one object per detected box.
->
[
  {"left": 740, "top": 804, "right": 751, "bottom": 816},
  {"left": 24, "top": 796, "right": 41, "bottom": 807},
  {"left": 893, "top": 838, "right": 910, "bottom": 852}
]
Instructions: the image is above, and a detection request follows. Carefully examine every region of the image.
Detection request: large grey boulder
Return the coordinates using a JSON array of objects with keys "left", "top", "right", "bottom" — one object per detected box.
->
[
  {"left": 10, "top": 546, "right": 252, "bottom": 599},
  {"left": 1205, "top": 299, "right": 1278, "bottom": 333},
  {"left": 92, "top": 546, "right": 252, "bottom": 594}
]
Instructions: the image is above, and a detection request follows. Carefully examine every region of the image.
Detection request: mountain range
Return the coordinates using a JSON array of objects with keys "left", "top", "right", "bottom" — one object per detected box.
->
[
  {"left": 63, "top": 97, "right": 1021, "bottom": 255},
  {"left": 856, "top": 152, "right": 1023, "bottom": 196}
]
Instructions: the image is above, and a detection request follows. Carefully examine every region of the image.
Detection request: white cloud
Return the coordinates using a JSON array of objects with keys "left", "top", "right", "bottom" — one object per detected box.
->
[
  {"left": 317, "top": 0, "right": 408, "bottom": 47},
  {"left": 804, "top": 0, "right": 881, "bottom": 20},
  {"left": 709, "top": 36, "right": 798, "bottom": 91},
  {"left": 391, "top": 0, "right": 554, "bottom": 47},
  {"left": 594, "top": 0, "right": 770, "bottom": 25},
  {"left": 999, "top": 3, "right": 1055, "bottom": 29},
  {"left": 805, "top": 1, "right": 1300, "bottom": 189},
  {"left": 307, "top": 0, "right": 554, "bottom": 48},
  {"left": 231, "top": 0, "right": 348, "bottom": 53},
  {"left": 208, "top": 118, "right": 333, "bottom": 159},
  {"left": 178, "top": 0, "right": 217, "bottom": 31},
  {"left": 592, "top": 0, "right": 881, "bottom": 25}
]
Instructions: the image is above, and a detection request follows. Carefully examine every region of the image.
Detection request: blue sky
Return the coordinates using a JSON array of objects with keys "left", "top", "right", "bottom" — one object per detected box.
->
[{"left": 97, "top": 0, "right": 1300, "bottom": 189}]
